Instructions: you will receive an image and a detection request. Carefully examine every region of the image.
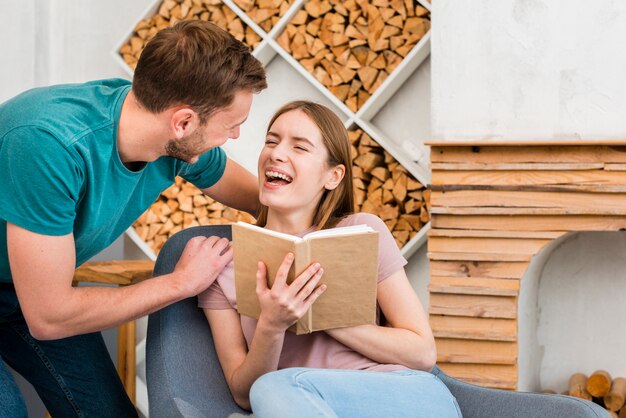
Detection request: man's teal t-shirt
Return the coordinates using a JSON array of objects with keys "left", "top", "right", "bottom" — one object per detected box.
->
[{"left": 0, "top": 78, "right": 227, "bottom": 282}]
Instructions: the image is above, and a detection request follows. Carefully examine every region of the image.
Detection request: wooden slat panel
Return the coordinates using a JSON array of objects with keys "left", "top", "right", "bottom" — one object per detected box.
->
[
  {"left": 432, "top": 190, "right": 626, "bottom": 211},
  {"left": 428, "top": 229, "right": 565, "bottom": 239},
  {"left": 431, "top": 206, "right": 626, "bottom": 215},
  {"left": 436, "top": 338, "right": 517, "bottom": 365},
  {"left": 428, "top": 143, "right": 626, "bottom": 391},
  {"left": 430, "top": 184, "right": 626, "bottom": 193},
  {"left": 429, "top": 140, "right": 626, "bottom": 146},
  {"left": 432, "top": 191, "right": 626, "bottom": 215},
  {"left": 430, "top": 145, "right": 626, "bottom": 164},
  {"left": 431, "top": 214, "right": 626, "bottom": 232},
  {"left": 430, "top": 261, "right": 529, "bottom": 279},
  {"left": 429, "top": 276, "right": 519, "bottom": 296},
  {"left": 429, "top": 294, "right": 517, "bottom": 319},
  {"left": 431, "top": 163, "right": 605, "bottom": 171},
  {"left": 428, "top": 252, "right": 532, "bottom": 262},
  {"left": 432, "top": 170, "right": 626, "bottom": 186},
  {"left": 428, "top": 236, "right": 551, "bottom": 255},
  {"left": 437, "top": 363, "right": 518, "bottom": 390},
  {"left": 430, "top": 315, "right": 517, "bottom": 341},
  {"left": 604, "top": 163, "right": 626, "bottom": 171}
]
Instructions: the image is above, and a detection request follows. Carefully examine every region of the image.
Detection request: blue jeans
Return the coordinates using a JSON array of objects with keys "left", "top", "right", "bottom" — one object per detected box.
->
[
  {"left": 0, "top": 284, "right": 136, "bottom": 418},
  {"left": 249, "top": 367, "right": 462, "bottom": 418}
]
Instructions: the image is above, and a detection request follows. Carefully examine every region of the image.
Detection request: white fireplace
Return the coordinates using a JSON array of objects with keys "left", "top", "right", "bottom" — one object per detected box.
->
[{"left": 519, "top": 231, "right": 626, "bottom": 392}]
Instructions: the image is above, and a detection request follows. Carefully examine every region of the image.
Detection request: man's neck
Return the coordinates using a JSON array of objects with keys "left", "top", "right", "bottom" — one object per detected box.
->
[{"left": 117, "top": 91, "right": 167, "bottom": 165}]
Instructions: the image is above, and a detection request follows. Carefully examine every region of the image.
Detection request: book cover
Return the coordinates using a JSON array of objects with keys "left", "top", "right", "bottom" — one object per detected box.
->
[{"left": 233, "top": 221, "right": 379, "bottom": 334}]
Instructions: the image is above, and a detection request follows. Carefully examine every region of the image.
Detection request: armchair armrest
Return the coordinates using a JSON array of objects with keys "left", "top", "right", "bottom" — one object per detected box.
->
[{"left": 431, "top": 366, "right": 610, "bottom": 418}]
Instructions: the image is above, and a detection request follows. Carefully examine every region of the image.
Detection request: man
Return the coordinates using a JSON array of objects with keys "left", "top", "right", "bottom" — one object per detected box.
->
[{"left": 0, "top": 20, "right": 267, "bottom": 417}]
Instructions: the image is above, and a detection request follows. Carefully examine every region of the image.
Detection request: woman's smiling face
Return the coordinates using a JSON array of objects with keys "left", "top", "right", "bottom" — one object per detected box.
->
[{"left": 258, "top": 109, "right": 340, "bottom": 217}]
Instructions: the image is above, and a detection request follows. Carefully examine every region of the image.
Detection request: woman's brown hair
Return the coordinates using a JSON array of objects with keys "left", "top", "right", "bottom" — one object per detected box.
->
[
  {"left": 256, "top": 101, "right": 354, "bottom": 231},
  {"left": 132, "top": 20, "right": 267, "bottom": 123}
]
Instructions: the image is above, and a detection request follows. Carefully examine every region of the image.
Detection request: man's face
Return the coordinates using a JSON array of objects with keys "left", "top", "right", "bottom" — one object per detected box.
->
[{"left": 165, "top": 90, "right": 253, "bottom": 163}]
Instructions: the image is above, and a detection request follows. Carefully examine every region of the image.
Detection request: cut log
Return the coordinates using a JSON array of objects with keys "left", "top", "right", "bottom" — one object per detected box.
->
[
  {"left": 354, "top": 152, "right": 384, "bottom": 172},
  {"left": 371, "top": 166, "right": 390, "bottom": 181},
  {"left": 569, "top": 373, "right": 593, "bottom": 400},
  {"left": 329, "top": 84, "right": 350, "bottom": 101},
  {"left": 605, "top": 378, "right": 626, "bottom": 412},
  {"left": 588, "top": 370, "right": 613, "bottom": 398},
  {"left": 357, "top": 66, "right": 378, "bottom": 92}
]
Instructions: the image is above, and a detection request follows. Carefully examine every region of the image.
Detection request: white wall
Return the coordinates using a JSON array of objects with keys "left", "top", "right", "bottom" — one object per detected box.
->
[
  {"left": 537, "top": 232, "right": 626, "bottom": 391},
  {"left": 0, "top": 0, "right": 153, "bottom": 99},
  {"left": 432, "top": 0, "right": 626, "bottom": 391},
  {"left": 432, "top": 0, "right": 626, "bottom": 141}
]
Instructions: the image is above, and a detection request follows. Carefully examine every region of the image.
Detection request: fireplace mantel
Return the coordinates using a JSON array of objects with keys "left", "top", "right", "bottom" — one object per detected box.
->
[{"left": 427, "top": 141, "right": 626, "bottom": 390}]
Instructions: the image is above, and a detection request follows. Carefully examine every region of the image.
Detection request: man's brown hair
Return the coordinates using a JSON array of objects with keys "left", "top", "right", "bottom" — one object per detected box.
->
[
  {"left": 133, "top": 20, "right": 267, "bottom": 122},
  {"left": 255, "top": 101, "right": 355, "bottom": 231}
]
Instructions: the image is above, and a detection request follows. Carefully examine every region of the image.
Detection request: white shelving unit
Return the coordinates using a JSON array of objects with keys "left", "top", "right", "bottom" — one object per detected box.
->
[
  {"left": 114, "top": 0, "right": 433, "bottom": 260},
  {"left": 113, "top": 2, "right": 432, "bottom": 415}
]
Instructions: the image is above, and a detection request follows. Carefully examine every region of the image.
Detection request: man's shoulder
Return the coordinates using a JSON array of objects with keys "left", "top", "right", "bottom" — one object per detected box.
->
[
  {"left": 1, "top": 78, "right": 131, "bottom": 147},
  {"left": 2, "top": 78, "right": 130, "bottom": 107}
]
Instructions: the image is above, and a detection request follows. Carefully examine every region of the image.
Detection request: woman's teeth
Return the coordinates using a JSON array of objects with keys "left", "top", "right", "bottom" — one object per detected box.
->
[{"left": 266, "top": 170, "right": 293, "bottom": 183}]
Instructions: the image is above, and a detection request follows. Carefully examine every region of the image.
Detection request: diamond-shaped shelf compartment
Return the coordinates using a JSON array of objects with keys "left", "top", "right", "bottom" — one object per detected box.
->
[
  {"left": 276, "top": 0, "right": 430, "bottom": 112},
  {"left": 349, "top": 127, "right": 429, "bottom": 252},
  {"left": 116, "top": 0, "right": 432, "bottom": 260},
  {"left": 232, "top": 0, "right": 297, "bottom": 33},
  {"left": 133, "top": 177, "right": 256, "bottom": 255},
  {"left": 371, "top": 55, "right": 431, "bottom": 169},
  {"left": 115, "top": 0, "right": 264, "bottom": 72}
]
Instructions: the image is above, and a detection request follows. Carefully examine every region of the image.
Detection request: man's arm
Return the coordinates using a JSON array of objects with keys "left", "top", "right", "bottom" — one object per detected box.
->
[
  {"left": 7, "top": 222, "right": 232, "bottom": 340},
  {"left": 201, "top": 157, "right": 260, "bottom": 216}
]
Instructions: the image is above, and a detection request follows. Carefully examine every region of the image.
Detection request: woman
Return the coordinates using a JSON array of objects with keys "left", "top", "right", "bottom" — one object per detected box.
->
[{"left": 198, "top": 101, "right": 461, "bottom": 417}]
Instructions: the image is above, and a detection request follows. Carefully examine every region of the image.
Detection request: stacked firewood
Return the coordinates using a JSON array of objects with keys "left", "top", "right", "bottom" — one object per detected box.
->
[
  {"left": 232, "top": 0, "right": 295, "bottom": 32},
  {"left": 133, "top": 177, "right": 256, "bottom": 254},
  {"left": 350, "top": 128, "right": 429, "bottom": 248},
  {"left": 277, "top": 0, "right": 430, "bottom": 111},
  {"left": 545, "top": 371, "right": 626, "bottom": 417},
  {"left": 119, "top": 0, "right": 261, "bottom": 70}
]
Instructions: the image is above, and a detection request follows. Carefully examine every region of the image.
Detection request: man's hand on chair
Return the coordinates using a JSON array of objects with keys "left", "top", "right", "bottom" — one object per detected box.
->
[{"left": 172, "top": 236, "right": 233, "bottom": 297}]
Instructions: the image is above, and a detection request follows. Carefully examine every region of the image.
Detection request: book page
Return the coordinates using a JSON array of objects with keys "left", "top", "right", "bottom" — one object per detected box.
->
[
  {"left": 235, "top": 221, "right": 302, "bottom": 242},
  {"left": 305, "top": 231, "right": 379, "bottom": 332},
  {"left": 303, "top": 224, "right": 374, "bottom": 240}
]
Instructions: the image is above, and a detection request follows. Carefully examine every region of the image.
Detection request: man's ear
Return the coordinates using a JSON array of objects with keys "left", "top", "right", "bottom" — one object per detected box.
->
[
  {"left": 170, "top": 107, "right": 199, "bottom": 139},
  {"left": 325, "top": 164, "right": 346, "bottom": 191}
]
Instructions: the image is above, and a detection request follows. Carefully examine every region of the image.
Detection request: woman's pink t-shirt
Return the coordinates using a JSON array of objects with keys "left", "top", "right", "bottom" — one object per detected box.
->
[{"left": 197, "top": 212, "right": 409, "bottom": 372}]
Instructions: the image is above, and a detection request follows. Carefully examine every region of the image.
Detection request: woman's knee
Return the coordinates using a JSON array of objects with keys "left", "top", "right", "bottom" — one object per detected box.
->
[
  {"left": 251, "top": 369, "right": 290, "bottom": 401},
  {"left": 250, "top": 368, "right": 309, "bottom": 409}
]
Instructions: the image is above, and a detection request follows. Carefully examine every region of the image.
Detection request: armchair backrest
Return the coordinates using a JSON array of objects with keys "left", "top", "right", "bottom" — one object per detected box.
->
[{"left": 146, "top": 225, "right": 247, "bottom": 418}]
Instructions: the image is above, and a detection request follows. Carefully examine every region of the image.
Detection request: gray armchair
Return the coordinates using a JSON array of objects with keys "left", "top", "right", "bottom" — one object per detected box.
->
[{"left": 146, "top": 225, "right": 609, "bottom": 418}]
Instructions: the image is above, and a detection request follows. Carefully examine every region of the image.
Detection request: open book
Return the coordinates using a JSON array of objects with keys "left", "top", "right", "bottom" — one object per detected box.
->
[{"left": 233, "top": 221, "right": 379, "bottom": 334}]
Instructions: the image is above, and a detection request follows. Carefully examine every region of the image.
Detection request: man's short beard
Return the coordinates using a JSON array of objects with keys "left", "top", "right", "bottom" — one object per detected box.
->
[
  {"left": 165, "top": 129, "right": 205, "bottom": 163},
  {"left": 165, "top": 139, "right": 196, "bottom": 163}
]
